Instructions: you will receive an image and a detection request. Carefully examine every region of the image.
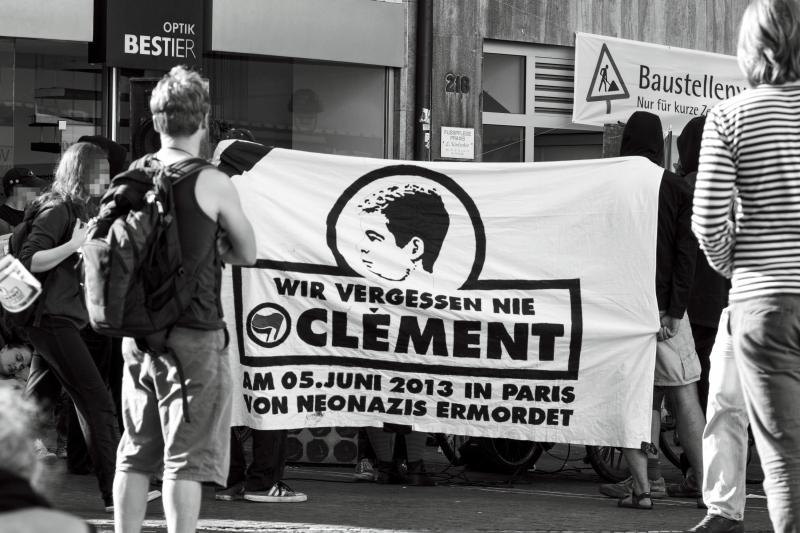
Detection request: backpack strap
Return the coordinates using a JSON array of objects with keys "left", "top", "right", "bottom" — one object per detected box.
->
[{"left": 163, "top": 157, "right": 214, "bottom": 186}]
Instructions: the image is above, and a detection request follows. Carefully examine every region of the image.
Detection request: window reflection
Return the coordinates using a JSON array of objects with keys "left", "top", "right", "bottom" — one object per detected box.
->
[
  {"left": 482, "top": 53, "right": 525, "bottom": 114},
  {"left": 482, "top": 124, "right": 524, "bottom": 162}
]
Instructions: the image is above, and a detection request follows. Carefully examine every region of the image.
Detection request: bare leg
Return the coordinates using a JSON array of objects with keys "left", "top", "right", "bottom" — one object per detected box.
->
[
  {"left": 651, "top": 407, "right": 661, "bottom": 459},
  {"left": 162, "top": 479, "right": 201, "bottom": 533},
  {"left": 621, "top": 448, "right": 652, "bottom": 505},
  {"left": 669, "top": 383, "right": 706, "bottom": 485},
  {"left": 113, "top": 471, "right": 149, "bottom": 533}
]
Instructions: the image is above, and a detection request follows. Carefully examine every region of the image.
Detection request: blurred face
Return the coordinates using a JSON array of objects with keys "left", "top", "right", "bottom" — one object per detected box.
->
[
  {"left": 87, "top": 157, "right": 110, "bottom": 198},
  {"left": 293, "top": 112, "right": 318, "bottom": 133},
  {"left": 0, "top": 344, "right": 32, "bottom": 377},
  {"left": 14, "top": 186, "right": 42, "bottom": 206},
  {"left": 359, "top": 212, "right": 419, "bottom": 281}
]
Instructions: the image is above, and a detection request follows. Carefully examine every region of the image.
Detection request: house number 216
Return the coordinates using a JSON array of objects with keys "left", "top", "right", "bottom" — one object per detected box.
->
[{"left": 445, "top": 73, "right": 470, "bottom": 94}]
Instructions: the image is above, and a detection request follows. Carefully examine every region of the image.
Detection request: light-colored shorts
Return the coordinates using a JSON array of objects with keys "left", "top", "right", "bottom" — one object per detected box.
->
[
  {"left": 655, "top": 312, "right": 701, "bottom": 387},
  {"left": 116, "top": 326, "right": 231, "bottom": 486}
]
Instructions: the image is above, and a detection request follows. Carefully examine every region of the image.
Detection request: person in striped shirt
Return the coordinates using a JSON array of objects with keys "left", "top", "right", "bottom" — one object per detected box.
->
[{"left": 692, "top": 1, "right": 800, "bottom": 531}]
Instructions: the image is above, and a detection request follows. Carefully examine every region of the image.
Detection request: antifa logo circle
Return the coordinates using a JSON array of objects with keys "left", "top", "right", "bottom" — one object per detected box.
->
[{"left": 246, "top": 303, "right": 292, "bottom": 348}]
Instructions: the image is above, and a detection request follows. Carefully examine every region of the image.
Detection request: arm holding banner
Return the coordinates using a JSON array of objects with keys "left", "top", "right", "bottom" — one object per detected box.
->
[{"left": 196, "top": 167, "right": 257, "bottom": 266}]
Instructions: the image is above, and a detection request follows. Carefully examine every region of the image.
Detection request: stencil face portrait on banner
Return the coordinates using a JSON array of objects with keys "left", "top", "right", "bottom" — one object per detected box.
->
[
  {"left": 358, "top": 184, "right": 449, "bottom": 285},
  {"left": 215, "top": 143, "right": 663, "bottom": 449},
  {"left": 331, "top": 165, "right": 479, "bottom": 292}
]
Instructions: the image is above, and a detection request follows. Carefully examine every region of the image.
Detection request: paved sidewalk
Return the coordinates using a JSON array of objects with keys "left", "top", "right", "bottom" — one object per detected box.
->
[{"left": 41, "top": 444, "right": 772, "bottom": 533}]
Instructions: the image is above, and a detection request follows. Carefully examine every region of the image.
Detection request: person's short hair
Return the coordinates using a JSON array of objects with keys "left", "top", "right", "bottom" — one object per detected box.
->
[
  {"left": 150, "top": 65, "right": 210, "bottom": 137},
  {"left": 0, "top": 388, "right": 42, "bottom": 488},
  {"left": 737, "top": 0, "right": 800, "bottom": 86},
  {"left": 359, "top": 183, "right": 450, "bottom": 272}
]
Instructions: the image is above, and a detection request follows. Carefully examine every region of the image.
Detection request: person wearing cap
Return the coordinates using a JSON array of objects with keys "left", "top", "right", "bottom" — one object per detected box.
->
[{"left": 0, "top": 168, "right": 49, "bottom": 235}]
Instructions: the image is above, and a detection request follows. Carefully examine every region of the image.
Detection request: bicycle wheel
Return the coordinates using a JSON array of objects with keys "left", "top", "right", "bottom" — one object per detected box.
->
[
  {"left": 434, "top": 433, "right": 470, "bottom": 466},
  {"left": 460, "top": 437, "right": 541, "bottom": 473},
  {"left": 585, "top": 445, "right": 628, "bottom": 482},
  {"left": 484, "top": 438, "right": 543, "bottom": 473},
  {"left": 659, "top": 424, "right": 683, "bottom": 469},
  {"left": 659, "top": 395, "right": 683, "bottom": 469}
]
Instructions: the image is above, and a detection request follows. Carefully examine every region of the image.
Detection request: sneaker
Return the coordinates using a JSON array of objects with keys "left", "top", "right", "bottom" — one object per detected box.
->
[
  {"left": 668, "top": 477, "right": 701, "bottom": 498},
  {"left": 104, "top": 490, "right": 161, "bottom": 512},
  {"left": 33, "top": 439, "right": 57, "bottom": 464},
  {"left": 215, "top": 481, "right": 245, "bottom": 501},
  {"left": 685, "top": 514, "right": 744, "bottom": 533},
  {"left": 598, "top": 476, "right": 666, "bottom": 498},
  {"left": 353, "top": 458, "right": 376, "bottom": 482},
  {"left": 243, "top": 481, "right": 307, "bottom": 503}
]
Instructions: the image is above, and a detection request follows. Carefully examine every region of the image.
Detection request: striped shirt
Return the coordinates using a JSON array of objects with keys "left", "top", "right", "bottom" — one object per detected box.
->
[{"left": 692, "top": 83, "right": 800, "bottom": 301}]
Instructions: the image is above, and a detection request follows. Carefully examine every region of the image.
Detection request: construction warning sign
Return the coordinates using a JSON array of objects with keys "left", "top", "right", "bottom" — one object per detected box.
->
[
  {"left": 586, "top": 43, "right": 629, "bottom": 114},
  {"left": 573, "top": 32, "right": 749, "bottom": 131}
]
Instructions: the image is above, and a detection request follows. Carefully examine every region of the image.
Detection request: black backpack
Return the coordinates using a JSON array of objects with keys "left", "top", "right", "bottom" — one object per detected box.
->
[{"left": 82, "top": 155, "right": 213, "bottom": 348}]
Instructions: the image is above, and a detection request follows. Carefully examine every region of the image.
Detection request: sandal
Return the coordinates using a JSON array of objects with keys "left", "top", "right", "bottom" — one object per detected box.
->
[{"left": 618, "top": 491, "right": 653, "bottom": 510}]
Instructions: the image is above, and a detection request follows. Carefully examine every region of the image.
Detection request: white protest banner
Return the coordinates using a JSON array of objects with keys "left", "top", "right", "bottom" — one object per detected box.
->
[
  {"left": 217, "top": 141, "right": 661, "bottom": 448},
  {"left": 573, "top": 32, "right": 749, "bottom": 131}
]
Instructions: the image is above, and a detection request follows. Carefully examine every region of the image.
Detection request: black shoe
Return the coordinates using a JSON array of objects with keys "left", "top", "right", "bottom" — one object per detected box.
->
[
  {"left": 375, "top": 460, "right": 402, "bottom": 484},
  {"left": 403, "top": 460, "right": 435, "bottom": 487},
  {"left": 697, "top": 496, "right": 707, "bottom": 509},
  {"left": 686, "top": 514, "right": 744, "bottom": 533}
]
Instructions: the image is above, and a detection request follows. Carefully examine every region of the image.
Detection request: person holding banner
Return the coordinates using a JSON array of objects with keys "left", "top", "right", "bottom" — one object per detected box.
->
[
  {"left": 212, "top": 129, "right": 307, "bottom": 505},
  {"left": 602, "top": 110, "right": 704, "bottom": 510},
  {"left": 693, "top": 1, "right": 800, "bottom": 530}
]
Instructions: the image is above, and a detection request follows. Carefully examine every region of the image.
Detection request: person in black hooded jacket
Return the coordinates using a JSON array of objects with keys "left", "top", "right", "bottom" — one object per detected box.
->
[
  {"left": 600, "top": 111, "right": 706, "bottom": 509},
  {"left": 677, "top": 116, "right": 731, "bottom": 413}
]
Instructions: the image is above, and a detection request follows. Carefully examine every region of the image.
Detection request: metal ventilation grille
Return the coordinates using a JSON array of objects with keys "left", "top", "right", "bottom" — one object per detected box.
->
[{"left": 534, "top": 57, "right": 574, "bottom": 115}]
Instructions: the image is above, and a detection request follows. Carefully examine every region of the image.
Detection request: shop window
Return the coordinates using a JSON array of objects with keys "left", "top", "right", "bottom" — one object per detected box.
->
[
  {"left": 116, "top": 57, "right": 390, "bottom": 160},
  {"left": 0, "top": 39, "right": 101, "bottom": 179},
  {"left": 203, "top": 56, "right": 387, "bottom": 158}
]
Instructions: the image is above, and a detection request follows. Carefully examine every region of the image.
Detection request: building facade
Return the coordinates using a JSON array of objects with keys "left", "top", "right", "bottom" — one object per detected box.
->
[{"left": 0, "top": 0, "right": 748, "bottom": 175}]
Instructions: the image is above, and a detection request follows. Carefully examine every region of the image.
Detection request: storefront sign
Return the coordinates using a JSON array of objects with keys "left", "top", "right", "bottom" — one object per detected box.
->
[
  {"left": 441, "top": 127, "right": 475, "bottom": 160},
  {"left": 573, "top": 33, "right": 749, "bottom": 131},
  {"left": 218, "top": 142, "right": 661, "bottom": 448},
  {"left": 102, "top": 0, "right": 203, "bottom": 70}
]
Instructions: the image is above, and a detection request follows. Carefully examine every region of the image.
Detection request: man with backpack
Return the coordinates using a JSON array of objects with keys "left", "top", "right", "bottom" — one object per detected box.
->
[{"left": 110, "top": 66, "right": 256, "bottom": 533}]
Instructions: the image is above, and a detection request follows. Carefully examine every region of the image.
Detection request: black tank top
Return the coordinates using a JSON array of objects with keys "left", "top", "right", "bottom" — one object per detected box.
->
[{"left": 172, "top": 171, "right": 224, "bottom": 330}]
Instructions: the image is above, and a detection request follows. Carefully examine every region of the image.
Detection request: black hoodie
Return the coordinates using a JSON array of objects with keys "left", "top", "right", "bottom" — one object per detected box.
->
[
  {"left": 621, "top": 111, "right": 696, "bottom": 319},
  {"left": 677, "top": 116, "right": 730, "bottom": 327},
  {"left": 676, "top": 116, "right": 705, "bottom": 177}
]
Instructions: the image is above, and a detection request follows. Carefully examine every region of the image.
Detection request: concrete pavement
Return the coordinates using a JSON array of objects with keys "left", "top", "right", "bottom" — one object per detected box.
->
[{"left": 39, "top": 443, "right": 773, "bottom": 533}]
